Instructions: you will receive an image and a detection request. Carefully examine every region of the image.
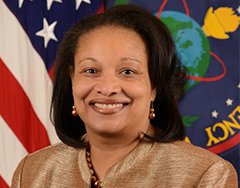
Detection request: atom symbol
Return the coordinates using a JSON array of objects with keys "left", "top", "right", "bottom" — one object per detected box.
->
[{"left": 157, "top": 0, "right": 227, "bottom": 82}]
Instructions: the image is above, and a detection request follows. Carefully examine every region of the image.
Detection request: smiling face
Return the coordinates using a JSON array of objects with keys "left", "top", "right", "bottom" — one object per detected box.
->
[{"left": 71, "top": 26, "right": 155, "bottom": 139}]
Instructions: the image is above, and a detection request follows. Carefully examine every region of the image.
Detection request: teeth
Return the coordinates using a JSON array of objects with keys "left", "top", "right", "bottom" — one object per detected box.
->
[{"left": 94, "top": 103, "right": 123, "bottom": 109}]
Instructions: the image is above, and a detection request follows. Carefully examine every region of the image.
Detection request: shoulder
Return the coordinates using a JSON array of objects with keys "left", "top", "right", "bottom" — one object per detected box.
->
[
  {"left": 17, "top": 142, "right": 80, "bottom": 167},
  {"left": 27, "top": 142, "right": 79, "bottom": 160},
  {"left": 22, "top": 142, "right": 83, "bottom": 169},
  {"left": 150, "top": 141, "right": 238, "bottom": 187},
  {"left": 155, "top": 140, "right": 224, "bottom": 163},
  {"left": 11, "top": 142, "right": 84, "bottom": 187}
]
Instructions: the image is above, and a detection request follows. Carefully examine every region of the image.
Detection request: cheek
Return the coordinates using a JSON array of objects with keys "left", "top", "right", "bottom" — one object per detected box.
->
[
  {"left": 72, "top": 86, "right": 79, "bottom": 102},
  {"left": 71, "top": 80, "right": 80, "bottom": 100},
  {"left": 126, "top": 80, "right": 152, "bottom": 99},
  {"left": 71, "top": 80, "right": 92, "bottom": 103}
]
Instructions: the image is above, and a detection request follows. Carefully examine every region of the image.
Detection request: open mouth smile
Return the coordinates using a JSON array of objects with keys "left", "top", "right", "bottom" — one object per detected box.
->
[
  {"left": 90, "top": 102, "right": 129, "bottom": 114},
  {"left": 94, "top": 103, "right": 123, "bottom": 109}
]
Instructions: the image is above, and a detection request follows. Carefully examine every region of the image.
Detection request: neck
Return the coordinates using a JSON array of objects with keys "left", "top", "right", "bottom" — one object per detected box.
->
[
  {"left": 88, "top": 132, "right": 140, "bottom": 150},
  {"left": 85, "top": 127, "right": 150, "bottom": 181}
]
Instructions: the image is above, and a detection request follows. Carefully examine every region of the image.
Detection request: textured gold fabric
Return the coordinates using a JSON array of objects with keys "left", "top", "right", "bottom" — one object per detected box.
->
[{"left": 11, "top": 140, "right": 238, "bottom": 188}]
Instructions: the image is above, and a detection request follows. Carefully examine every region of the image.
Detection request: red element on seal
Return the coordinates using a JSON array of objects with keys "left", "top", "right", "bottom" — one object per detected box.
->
[
  {"left": 188, "top": 51, "right": 227, "bottom": 82},
  {"left": 157, "top": 0, "right": 190, "bottom": 18},
  {"left": 207, "top": 132, "right": 240, "bottom": 154}
]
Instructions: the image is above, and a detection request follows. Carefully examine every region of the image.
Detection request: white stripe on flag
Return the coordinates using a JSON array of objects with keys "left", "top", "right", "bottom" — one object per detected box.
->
[
  {"left": 0, "top": 1, "right": 59, "bottom": 144},
  {"left": 0, "top": 116, "right": 28, "bottom": 186}
]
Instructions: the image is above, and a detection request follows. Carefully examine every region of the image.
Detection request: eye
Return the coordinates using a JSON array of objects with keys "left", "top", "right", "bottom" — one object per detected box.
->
[
  {"left": 80, "top": 67, "right": 99, "bottom": 77},
  {"left": 85, "top": 68, "right": 97, "bottom": 74},
  {"left": 121, "top": 69, "right": 135, "bottom": 76}
]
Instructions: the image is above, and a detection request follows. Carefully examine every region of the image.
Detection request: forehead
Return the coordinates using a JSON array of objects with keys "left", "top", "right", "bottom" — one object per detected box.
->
[
  {"left": 74, "top": 26, "right": 148, "bottom": 62},
  {"left": 76, "top": 25, "right": 146, "bottom": 49}
]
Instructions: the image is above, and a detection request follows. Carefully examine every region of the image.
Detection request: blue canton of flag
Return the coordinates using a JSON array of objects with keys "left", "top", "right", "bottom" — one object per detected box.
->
[{"left": 5, "top": 0, "right": 104, "bottom": 71}]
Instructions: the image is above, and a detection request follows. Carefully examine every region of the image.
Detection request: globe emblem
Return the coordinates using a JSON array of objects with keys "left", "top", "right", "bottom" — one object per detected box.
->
[{"left": 160, "top": 11, "right": 211, "bottom": 90}]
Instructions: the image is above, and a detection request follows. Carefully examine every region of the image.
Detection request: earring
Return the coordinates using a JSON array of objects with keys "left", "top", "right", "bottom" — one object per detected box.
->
[
  {"left": 149, "top": 101, "right": 155, "bottom": 119},
  {"left": 72, "top": 105, "right": 78, "bottom": 116}
]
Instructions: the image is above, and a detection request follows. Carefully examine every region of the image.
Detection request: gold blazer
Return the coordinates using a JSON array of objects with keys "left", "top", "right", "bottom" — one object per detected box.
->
[{"left": 11, "top": 140, "right": 238, "bottom": 188}]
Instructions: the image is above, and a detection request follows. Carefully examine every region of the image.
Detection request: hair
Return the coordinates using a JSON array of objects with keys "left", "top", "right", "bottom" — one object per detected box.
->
[{"left": 51, "top": 4, "right": 188, "bottom": 148}]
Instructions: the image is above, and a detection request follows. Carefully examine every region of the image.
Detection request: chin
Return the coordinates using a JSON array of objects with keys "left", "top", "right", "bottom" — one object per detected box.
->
[
  {"left": 90, "top": 124, "right": 125, "bottom": 137},
  {"left": 98, "top": 131, "right": 121, "bottom": 138}
]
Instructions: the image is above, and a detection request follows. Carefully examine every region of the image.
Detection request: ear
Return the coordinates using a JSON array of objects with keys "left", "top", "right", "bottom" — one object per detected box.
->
[{"left": 151, "top": 88, "right": 157, "bottom": 101}]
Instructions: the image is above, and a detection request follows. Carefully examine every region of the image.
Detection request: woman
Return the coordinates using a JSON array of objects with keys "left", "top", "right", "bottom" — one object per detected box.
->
[{"left": 12, "top": 5, "right": 237, "bottom": 188}]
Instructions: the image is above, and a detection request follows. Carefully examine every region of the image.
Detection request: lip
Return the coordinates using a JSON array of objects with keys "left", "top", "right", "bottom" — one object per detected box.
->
[{"left": 89, "top": 99, "right": 130, "bottom": 114}]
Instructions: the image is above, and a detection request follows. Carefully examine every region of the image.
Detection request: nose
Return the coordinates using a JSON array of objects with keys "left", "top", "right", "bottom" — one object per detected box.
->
[{"left": 95, "top": 73, "right": 121, "bottom": 96}]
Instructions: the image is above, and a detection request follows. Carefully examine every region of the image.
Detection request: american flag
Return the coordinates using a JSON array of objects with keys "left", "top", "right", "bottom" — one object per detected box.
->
[{"left": 0, "top": 0, "right": 104, "bottom": 187}]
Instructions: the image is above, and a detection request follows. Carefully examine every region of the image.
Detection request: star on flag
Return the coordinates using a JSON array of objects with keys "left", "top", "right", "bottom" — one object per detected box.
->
[
  {"left": 18, "top": 0, "right": 89, "bottom": 10},
  {"left": 75, "top": 0, "right": 91, "bottom": 10},
  {"left": 18, "top": 0, "right": 24, "bottom": 8},
  {"left": 211, "top": 110, "right": 219, "bottom": 118},
  {"left": 225, "top": 98, "right": 233, "bottom": 106},
  {"left": 47, "top": 0, "right": 62, "bottom": 10},
  {"left": 237, "top": 6, "right": 240, "bottom": 14},
  {"left": 18, "top": 0, "right": 33, "bottom": 8},
  {"left": 35, "top": 18, "right": 58, "bottom": 48},
  {"left": 237, "top": 82, "right": 240, "bottom": 89}
]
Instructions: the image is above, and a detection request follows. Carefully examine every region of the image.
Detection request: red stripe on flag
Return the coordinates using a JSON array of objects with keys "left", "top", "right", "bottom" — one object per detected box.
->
[
  {"left": 0, "top": 175, "right": 9, "bottom": 188},
  {"left": 207, "top": 132, "right": 240, "bottom": 154},
  {"left": 48, "top": 65, "right": 54, "bottom": 80},
  {"left": 0, "top": 58, "right": 50, "bottom": 153}
]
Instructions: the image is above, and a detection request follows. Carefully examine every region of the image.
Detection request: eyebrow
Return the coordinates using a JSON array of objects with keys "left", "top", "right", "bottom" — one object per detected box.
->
[
  {"left": 77, "top": 57, "right": 97, "bottom": 65},
  {"left": 121, "top": 57, "right": 141, "bottom": 64},
  {"left": 77, "top": 57, "right": 142, "bottom": 65}
]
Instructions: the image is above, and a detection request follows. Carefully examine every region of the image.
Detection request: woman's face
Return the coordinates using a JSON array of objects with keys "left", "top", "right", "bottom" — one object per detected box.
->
[{"left": 71, "top": 26, "right": 155, "bottom": 138}]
